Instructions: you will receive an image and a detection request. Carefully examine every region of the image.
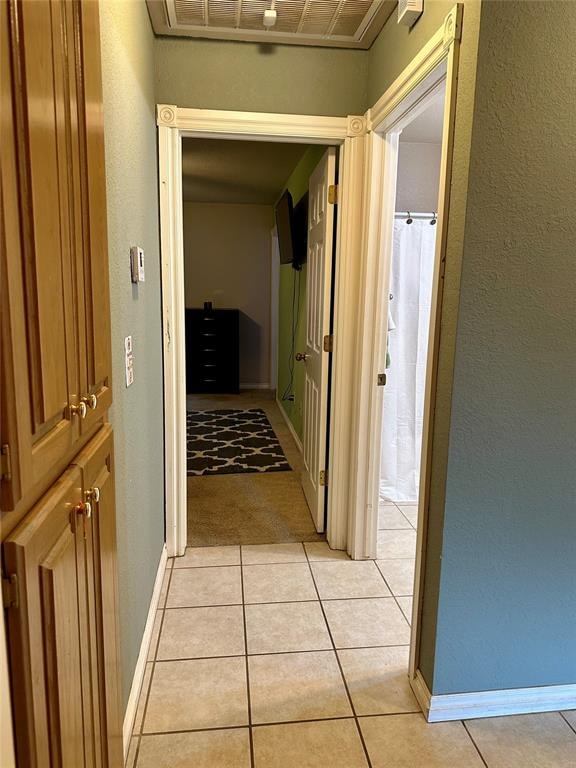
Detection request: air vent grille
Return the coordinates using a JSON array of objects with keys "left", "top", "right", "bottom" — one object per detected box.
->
[{"left": 161, "top": 0, "right": 394, "bottom": 47}]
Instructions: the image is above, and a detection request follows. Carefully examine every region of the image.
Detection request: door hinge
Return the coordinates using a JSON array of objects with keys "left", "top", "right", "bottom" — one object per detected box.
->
[
  {"left": 323, "top": 334, "right": 333, "bottom": 353},
  {"left": 328, "top": 185, "right": 338, "bottom": 205},
  {"left": 377, "top": 373, "right": 387, "bottom": 386},
  {"left": 2, "top": 574, "right": 18, "bottom": 609},
  {"left": 319, "top": 469, "right": 328, "bottom": 487},
  {"left": 0, "top": 444, "right": 11, "bottom": 482}
]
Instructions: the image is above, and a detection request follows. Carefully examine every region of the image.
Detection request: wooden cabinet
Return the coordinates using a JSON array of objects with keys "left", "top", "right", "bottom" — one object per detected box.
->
[
  {"left": 0, "top": 0, "right": 112, "bottom": 515},
  {"left": 3, "top": 427, "right": 122, "bottom": 767},
  {"left": 1, "top": 2, "right": 122, "bottom": 765}
]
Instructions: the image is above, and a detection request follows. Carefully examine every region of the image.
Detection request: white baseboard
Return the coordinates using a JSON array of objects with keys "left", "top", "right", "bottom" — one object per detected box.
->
[
  {"left": 239, "top": 383, "right": 273, "bottom": 390},
  {"left": 411, "top": 669, "right": 576, "bottom": 722},
  {"left": 276, "top": 398, "right": 303, "bottom": 454},
  {"left": 123, "top": 544, "right": 168, "bottom": 758}
]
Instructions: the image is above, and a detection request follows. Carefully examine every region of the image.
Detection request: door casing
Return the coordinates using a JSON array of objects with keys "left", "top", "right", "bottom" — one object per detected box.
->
[{"left": 157, "top": 106, "right": 367, "bottom": 557}]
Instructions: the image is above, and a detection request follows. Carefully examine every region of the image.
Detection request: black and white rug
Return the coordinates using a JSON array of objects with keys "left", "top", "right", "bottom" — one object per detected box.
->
[{"left": 186, "top": 408, "right": 292, "bottom": 476}]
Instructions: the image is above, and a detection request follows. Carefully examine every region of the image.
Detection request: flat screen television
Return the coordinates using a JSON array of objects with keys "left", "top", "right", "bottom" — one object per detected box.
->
[{"left": 275, "top": 190, "right": 308, "bottom": 270}]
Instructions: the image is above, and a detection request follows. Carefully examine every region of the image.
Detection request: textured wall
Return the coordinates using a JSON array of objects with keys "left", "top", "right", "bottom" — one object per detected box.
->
[
  {"left": 427, "top": 0, "right": 576, "bottom": 694},
  {"left": 395, "top": 142, "right": 442, "bottom": 212},
  {"left": 183, "top": 202, "right": 274, "bottom": 386},
  {"left": 277, "top": 147, "right": 326, "bottom": 438},
  {"left": 99, "top": 0, "right": 165, "bottom": 709},
  {"left": 154, "top": 36, "right": 368, "bottom": 116}
]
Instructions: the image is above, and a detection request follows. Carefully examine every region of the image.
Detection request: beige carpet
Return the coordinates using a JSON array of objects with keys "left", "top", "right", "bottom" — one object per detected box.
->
[{"left": 187, "top": 392, "right": 325, "bottom": 546}]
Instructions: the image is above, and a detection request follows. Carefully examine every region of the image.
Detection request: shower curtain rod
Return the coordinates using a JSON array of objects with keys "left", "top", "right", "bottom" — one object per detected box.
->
[{"left": 395, "top": 211, "right": 437, "bottom": 221}]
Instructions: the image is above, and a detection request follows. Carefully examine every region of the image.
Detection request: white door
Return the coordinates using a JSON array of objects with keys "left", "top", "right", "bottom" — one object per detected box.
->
[{"left": 299, "top": 148, "right": 337, "bottom": 532}]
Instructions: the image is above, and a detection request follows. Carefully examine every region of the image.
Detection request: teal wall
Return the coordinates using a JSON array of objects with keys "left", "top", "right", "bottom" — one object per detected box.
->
[
  {"left": 277, "top": 147, "right": 326, "bottom": 438},
  {"left": 424, "top": 0, "right": 576, "bottom": 694},
  {"left": 100, "top": 0, "right": 165, "bottom": 709},
  {"left": 155, "top": 36, "right": 367, "bottom": 116}
]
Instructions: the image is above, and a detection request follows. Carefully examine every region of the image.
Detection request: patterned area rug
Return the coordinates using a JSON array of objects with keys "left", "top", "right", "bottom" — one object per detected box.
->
[{"left": 187, "top": 408, "right": 292, "bottom": 476}]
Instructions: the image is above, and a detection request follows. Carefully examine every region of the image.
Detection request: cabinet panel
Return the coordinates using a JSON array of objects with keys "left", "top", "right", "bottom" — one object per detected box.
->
[
  {"left": 3, "top": 466, "right": 85, "bottom": 767},
  {"left": 73, "top": 425, "right": 123, "bottom": 767}
]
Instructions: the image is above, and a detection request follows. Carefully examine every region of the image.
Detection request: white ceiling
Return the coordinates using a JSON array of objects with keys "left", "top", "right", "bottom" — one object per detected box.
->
[
  {"left": 400, "top": 93, "right": 445, "bottom": 144},
  {"left": 182, "top": 138, "right": 310, "bottom": 203},
  {"left": 147, "top": 0, "right": 396, "bottom": 49}
]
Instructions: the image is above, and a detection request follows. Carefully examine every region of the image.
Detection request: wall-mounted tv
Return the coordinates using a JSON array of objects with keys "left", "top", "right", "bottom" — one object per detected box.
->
[{"left": 275, "top": 190, "right": 308, "bottom": 271}]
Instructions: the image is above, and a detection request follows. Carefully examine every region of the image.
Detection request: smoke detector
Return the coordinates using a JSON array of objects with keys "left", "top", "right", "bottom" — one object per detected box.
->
[{"left": 263, "top": 3, "right": 277, "bottom": 28}]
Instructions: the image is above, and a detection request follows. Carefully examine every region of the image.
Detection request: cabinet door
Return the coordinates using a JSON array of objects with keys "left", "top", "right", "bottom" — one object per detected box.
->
[
  {"left": 3, "top": 466, "right": 91, "bottom": 767},
  {"left": 75, "top": 0, "right": 113, "bottom": 433},
  {"left": 73, "top": 425, "right": 123, "bottom": 767},
  {"left": 0, "top": 0, "right": 82, "bottom": 509}
]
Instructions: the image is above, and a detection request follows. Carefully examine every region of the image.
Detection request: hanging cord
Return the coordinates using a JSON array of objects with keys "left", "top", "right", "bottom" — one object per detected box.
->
[{"left": 281, "top": 268, "right": 301, "bottom": 402}]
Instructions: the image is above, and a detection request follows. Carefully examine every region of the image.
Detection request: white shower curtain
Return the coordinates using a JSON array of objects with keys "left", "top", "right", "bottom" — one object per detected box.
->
[{"left": 380, "top": 218, "right": 436, "bottom": 503}]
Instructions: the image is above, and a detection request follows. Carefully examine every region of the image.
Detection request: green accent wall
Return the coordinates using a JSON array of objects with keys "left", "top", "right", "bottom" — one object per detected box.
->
[
  {"left": 155, "top": 37, "right": 368, "bottom": 117},
  {"left": 277, "top": 147, "right": 326, "bottom": 439},
  {"left": 100, "top": 0, "right": 165, "bottom": 709}
]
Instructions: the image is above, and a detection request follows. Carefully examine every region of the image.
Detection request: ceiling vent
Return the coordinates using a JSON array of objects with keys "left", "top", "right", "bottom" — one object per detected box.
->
[{"left": 147, "top": 0, "right": 396, "bottom": 49}]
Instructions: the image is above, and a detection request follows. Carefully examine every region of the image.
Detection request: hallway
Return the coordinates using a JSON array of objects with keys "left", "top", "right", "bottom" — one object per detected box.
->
[
  {"left": 126, "top": 538, "right": 576, "bottom": 767},
  {"left": 186, "top": 391, "right": 324, "bottom": 546}
]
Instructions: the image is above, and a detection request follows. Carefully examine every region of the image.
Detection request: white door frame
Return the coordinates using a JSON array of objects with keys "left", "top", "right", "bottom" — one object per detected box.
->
[
  {"left": 157, "top": 106, "right": 367, "bottom": 556},
  {"left": 349, "top": 3, "right": 463, "bottom": 680}
]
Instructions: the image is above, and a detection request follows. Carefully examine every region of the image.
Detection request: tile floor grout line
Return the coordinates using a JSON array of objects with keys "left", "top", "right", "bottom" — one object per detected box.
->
[
  {"left": 462, "top": 719, "right": 490, "bottom": 767},
  {"left": 164, "top": 594, "right": 414, "bottom": 611},
  {"left": 304, "top": 547, "right": 374, "bottom": 768},
  {"left": 372, "top": 561, "right": 413, "bottom": 632},
  {"left": 560, "top": 711, "right": 576, "bottom": 735},
  {"left": 154, "top": 642, "right": 413, "bottom": 664},
  {"left": 239, "top": 544, "right": 256, "bottom": 768}
]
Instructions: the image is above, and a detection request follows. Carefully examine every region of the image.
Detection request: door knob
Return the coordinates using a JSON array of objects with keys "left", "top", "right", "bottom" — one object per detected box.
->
[
  {"left": 85, "top": 486, "right": 100, "bottom": 505},
  {"left": 70, "top": 401, "right": 87, "bottom": 419},
  {"left": 83, "top": 393, "right": 98, "bottom": 410},
  {"left": 75, "top": 500, "right": 92, "bottom": 519},
  {"left": 295, "top": 352, "right": 308, "bottom": 362}
]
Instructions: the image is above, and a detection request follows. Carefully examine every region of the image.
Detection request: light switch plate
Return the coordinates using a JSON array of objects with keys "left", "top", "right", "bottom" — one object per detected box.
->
[{"left": 125, "top": 335, "right": 134, "bottom": 387}]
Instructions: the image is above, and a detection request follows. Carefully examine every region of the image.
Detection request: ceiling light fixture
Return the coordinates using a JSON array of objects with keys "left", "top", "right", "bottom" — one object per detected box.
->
[{"left": 263, "top": 1, "right": 277, "bottom": 28}]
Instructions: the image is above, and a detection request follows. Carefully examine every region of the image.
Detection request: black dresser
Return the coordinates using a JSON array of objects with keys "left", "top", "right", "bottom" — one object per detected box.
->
[{"left": 185, "top": 308, "right": 240, "bottom": 394}]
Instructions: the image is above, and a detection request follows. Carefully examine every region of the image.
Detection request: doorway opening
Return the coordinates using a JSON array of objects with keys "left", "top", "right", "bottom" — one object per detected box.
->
[{"left": 180, "top": 137, "right": 337, "bottom": 547}]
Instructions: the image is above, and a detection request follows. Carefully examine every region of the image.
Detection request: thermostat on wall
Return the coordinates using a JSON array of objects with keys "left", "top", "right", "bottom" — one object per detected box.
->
[
  {"left": 398, "top": 0, "right": 423, "bottom": 26},
  {"left": 130, "top": 246, "right": 145, "bottom": 283}
]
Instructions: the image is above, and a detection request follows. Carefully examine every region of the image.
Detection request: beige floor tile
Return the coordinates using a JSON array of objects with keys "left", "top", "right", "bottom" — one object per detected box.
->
[
  {"left": 133, "top": 663, "right": 153, "bottom": 733},
  {"left": 311, "top": 561, "right": 391, "bottom": 600},
  {"left": 245, "top": 601, "right": 331, "bottom": 654},
  {"left": 174, "top": 545, "right": 241, "bottom": 568},
  {"left": 243, "top": 563, "right": 317, "bottom": 604},
  {"left": 144, "top": 657, "right": 248, "bottom": 732},
  {"left": 253, "top": 719, "right": 369, "bottom": 767},
  {"left": 137, "top": 729, "right": 251, "bottom": 767},
  {"left": 166, "top": 566, "right": 242, "bottom": 608},
  {"left": 396, "top": 596, "right": 413, "bottom": 625},
  {"left": 466, "top": 712, "right": 576, "bottom": 768},
  {"left": 360, "top": 714, "right": 485, "bottom": 767},
  {"left": 157, "top": 606, "right": 245, "bottom": 659},
  {"left": 376, "top": 559, "right": 415, "bottom": 596},
  {"left": 147, "top": 611, "right": 163, "bottom": 661},
  {"left": 562, "top": 710, "right": 576, "bottom": 730},
  {"left": 377, "top": 529, "right": 417, "bottom": 559},
  {"left": 337, "top": 647, "right": 419, "bottom": 715},
  {"left": 304, "top": 542, "right": 350, "bottom": 561},
  {"left": 378, "top": 506, "right": 413, "bottom": 530},
  {"left": 248, "top": 650, "right": 352, "bottom": 724},
  {"left": 397, "top": 505, "right": 418, "bottom": 527},
  {"left": 242, "top": 542, "right": 307, "bottom": 565},
  {"left": 322, "top": 598, "right": 410, "bottom": 648}
]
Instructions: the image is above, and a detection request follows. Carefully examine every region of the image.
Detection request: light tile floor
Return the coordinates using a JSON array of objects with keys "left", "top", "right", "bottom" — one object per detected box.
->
[{"left": 127, "top": 511, "right": 576, "bottom": 767}]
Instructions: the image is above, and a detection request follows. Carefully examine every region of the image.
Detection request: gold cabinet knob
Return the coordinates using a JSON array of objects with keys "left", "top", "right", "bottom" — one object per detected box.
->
[
  {"left": 75, "top": 500, "right": 92, "bottom": 518},
  {"left": 70, "top": 401, "right": 87, "bottom": 419},
  {"left": 85, "top": 486, "right": 100, "bottom": 504},
  {"left": 82, "top": 393, "right": 98, "bottom": 410}
]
